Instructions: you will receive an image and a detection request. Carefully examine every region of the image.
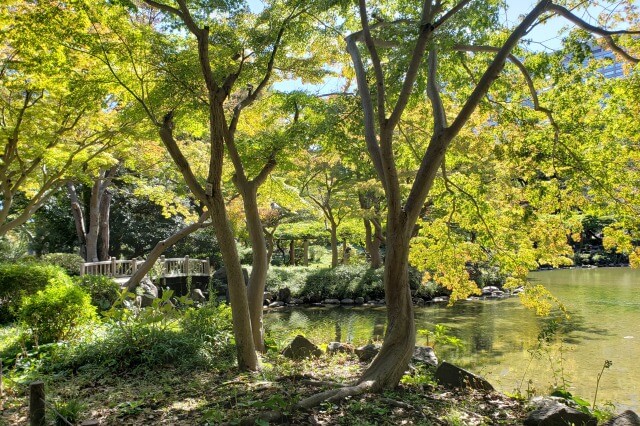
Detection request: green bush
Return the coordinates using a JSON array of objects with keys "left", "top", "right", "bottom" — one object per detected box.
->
[
  {"left": 19, "top": 279, "right": 97, "bottom": 344},
  {"left": 55, "top": 303, "right": 235, "bottom": 375},
  {"left": 74, "top": 275, "right": 121, "bottom": 311},
  {"left": 0, "top": 263, "right": 70, "bottom": 323},
  {"left": 42, "top": 253, "right": 84, "bottom": 276}
]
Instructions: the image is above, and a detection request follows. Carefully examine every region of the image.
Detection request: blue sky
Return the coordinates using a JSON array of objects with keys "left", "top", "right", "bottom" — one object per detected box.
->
[{"left": 264, "top": 1, "right": 635, "bottom": 93}]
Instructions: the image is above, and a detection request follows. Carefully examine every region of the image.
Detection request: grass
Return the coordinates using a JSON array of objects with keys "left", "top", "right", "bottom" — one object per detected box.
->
[{"left": 0, "top": 329, "right": 529, "bottom": 425}]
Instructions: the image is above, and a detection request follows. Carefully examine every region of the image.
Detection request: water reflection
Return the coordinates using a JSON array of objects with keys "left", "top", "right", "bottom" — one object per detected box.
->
[{"left": 264, "top": 268, "right": 640, "bottom": 411}]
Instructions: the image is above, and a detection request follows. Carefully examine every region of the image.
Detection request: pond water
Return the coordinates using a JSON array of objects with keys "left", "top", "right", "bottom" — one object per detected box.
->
[{"left": 264, "top": 267, "right": 640, "bottom": 411}]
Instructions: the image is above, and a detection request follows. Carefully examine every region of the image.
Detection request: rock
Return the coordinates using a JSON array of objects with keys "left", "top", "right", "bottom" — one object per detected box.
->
[
  {"left": 263, "top": 292, "right": 273, "bottom": 302},
  {"left": 412, "top": 346, "right": 438, "bottom": 367},
  {"left": 277, "top": 287, "right": 291, "bottom": 304},
  {"left": 432, "top": 296, "right": 449, "bottom": 303},
  {"left": 415, "top": 298, "right": 425, "bottom": 306},
  {"left": 281, "top": 335, "right": 322, "bottom": 360},
  {"left": 268, "top": 301, "right": 285, "bottom": 308},
  {"left": 191, "top": 288, "right": 207, "bottom": 303},
  {"left": 340, "top": 298, "right": 354, "bottom": 305},
  {"left": 604, "top": 410, "right": 640, "bottom": 426},
  {"left": 511, "top": 286, "right": 524, "bottom": 295},
  {"left": 481, "top": 286, "right": 500, "bottom": 295},
  {"left": 138, "top": 277, "right": 158, "bottom": 308},
  {"left": 435, "top": 361, "right": 494, "bottom": 391},
  {"left": 326, "top": 342, "right": 355, "bottom": 354},
  {"left": 289, "top": 298, "right": 304, "bottom": 305},
  {"left": 524, "top": 399, "right": 597, "bottom": 426},
  {"left": 354, "top": 297, "right": 365, "bottom": 305},
  {"left": 355, "top": 343, "right": 380, "bottom": 362},
  {"left": 214, "top": 267, "right": 249, "bottom": 298},
  {"left": 323, "top": 299, "right": 341, "bottom": 305},
  {"left": 80, "top": 421, "right": 100, "bottom": 426}
]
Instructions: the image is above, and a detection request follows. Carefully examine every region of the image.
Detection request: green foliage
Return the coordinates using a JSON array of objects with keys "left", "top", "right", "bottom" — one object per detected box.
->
[
  {"left": 42, "top": 253, "right": 84, "bottom": 276},
  {"left": 417, "top": 325, "right": 463, "bottom": 350},
  {"left": 266, "top": 265, "right": 423, "bottom": 301},
  {"left": 19, "top": 279, "right": 97, "bottom": 344},
  {"left": 0, "top": 231, "right": 29, "bottom": 262},
  {"left": 0, "top": 262, "right": 70, "bottom": 323},
  {"left": 52, "top": 399, "right": 86, "bottom": 426},
  {"left": 56, "top": 301, "right": 235, "bottom": 375},
  {"left": 74, "top": 275, "right": 121, "bottom": 311}
]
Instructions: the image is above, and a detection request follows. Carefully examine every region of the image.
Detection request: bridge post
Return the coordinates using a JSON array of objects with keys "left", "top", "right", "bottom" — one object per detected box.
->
[
  {"left": 110, "top": 257, "right": 117, "bottom": 277},
  {"left": 184, "top": 255, "right": 190, "bottom": 275},
  {"left": 204, "top": 259, "right": 210, "bottom": 275},
  {"left": 132, "top": 259, "right": 137, "bottom": 274},
  {"left": 160, "top": 255, "right": 166, "bottom": 278}
]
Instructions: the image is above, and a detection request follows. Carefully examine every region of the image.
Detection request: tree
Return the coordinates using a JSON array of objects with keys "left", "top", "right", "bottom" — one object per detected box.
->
[
  {"left": 299, "top": 0, "right": 639, "bottom": 405},
  {"left": 0, "top": 2, "right": 124, "bottom": 238}
]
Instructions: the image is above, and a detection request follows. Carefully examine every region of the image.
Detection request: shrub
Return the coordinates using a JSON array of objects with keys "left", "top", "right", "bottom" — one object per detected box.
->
[
  {"left": 42, "top": 253, "right": 84, "bottom": 276},
  {"left": 0, "top": 263, "right": 70, "bottom": 323},
  {"left": 74, "top": 275, "right": 121, "bottom": 311},
  {"left": 19, "top": 279, "right": 97, "bottom": 344},
  {"left": 55, "top": 303, "right": 235, "bottom": 374}
]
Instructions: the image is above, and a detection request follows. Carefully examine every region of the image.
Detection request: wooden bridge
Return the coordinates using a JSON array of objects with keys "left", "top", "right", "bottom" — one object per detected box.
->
[{"left": 81, "top": 255, "right": 211, "bottom": 279}]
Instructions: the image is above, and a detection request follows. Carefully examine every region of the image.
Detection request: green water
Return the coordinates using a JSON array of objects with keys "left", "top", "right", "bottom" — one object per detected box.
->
[{"left": 264, "top": 267, "right": 640, "bottom": 411}]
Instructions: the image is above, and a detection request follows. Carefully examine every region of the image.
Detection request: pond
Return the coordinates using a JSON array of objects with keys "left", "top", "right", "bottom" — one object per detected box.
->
[{"left": 264, "top": 267, "right": 640, "bottom": 411}]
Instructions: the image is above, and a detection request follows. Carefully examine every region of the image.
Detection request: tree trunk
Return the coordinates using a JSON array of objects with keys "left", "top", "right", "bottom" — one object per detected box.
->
[
  {"left": 67, "top": 183, "right": 87, "bottom": 260},
  {"left": 358, "top": 220, "right": 415, "bottom": 390},
  {"left": 330, "top": 225, "right": 339, "bottom": 268},
  {"left": 208, "top": 192, "right": 259, "bottom": 370},
  {"left": 266, "top": 232, "right": 274, "bottom": 265},
  {"left": 303, "top": 239, "right": 309, "bottom": 266},
  {"left": 98, "top": 189, "right": 112, "bottom": 261},
  {"left": 85, "top": 179, "right": 102, "bottom": 262},
  {"left": 289, "top": 239, "right": 295, "bottom": 266},
  {"left": 241, "top": 184, "right": 268, "bottom": 352}
]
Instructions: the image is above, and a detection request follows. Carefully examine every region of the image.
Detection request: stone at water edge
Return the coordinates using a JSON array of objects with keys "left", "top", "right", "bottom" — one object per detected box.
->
[
  {"left": 268, "top": 301, "right": 285, "bottom": 308},
  {"left": 411, "top": 346, "right": 438, "bottom": 367},
  {"left": 340, "top": 298, "right": 354, "bottom": 305},
  {"left": 281, "top": 335, "right": 323, "bottom": 360},
  {"left": 604, "top": 410, "right": 640, "bottom": 426},
  {"left": 277, "top": 287, "right": 291, "bottom": 304},
  {"left": 524, "top": 399, "right": 597, "bottom": 426},
  {"left": 323, "top": 299, "right": 341, "bottom": 305},
  {"left": 138, "top": 276, "right": 158, "bottom": 308},
  {"left": 434, "top": 361, "right": 494, "bottom": 391},
  {"left": 191, "top": 288, "right": 207, "bottom": 303},
  {"left": 354, "top": 297, "right": 365, "bottom": 305}
]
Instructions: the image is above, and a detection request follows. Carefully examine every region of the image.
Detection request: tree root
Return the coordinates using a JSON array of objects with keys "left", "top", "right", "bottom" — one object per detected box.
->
[
  {"left": 220, "top": 410, "right": 284, "bottom": 426},
  {"left": 296, "top": 380, "right": 374, "bottom": 410},
  {"left": 301, "top": 380, "right": 347, "bottom": 388}
]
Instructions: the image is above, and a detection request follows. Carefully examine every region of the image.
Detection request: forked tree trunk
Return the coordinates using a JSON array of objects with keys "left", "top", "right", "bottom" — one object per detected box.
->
[
  {"left": 241, "top": 184, "right": 269, "bottom": 352},
  {"left": 265, "top": 232, "right": 275, "bottom": 265},
  {"left": 67, "top": 183, "right": 87, "bottom": 259},
  {"left": 208, "top": 192, "right": 259, "bottom": 370}
]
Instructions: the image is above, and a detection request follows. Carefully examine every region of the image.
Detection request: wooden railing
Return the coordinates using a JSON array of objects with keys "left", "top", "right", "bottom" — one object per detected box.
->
[{"left": 80, "top": 256, "right": 210, "bottom": 278}]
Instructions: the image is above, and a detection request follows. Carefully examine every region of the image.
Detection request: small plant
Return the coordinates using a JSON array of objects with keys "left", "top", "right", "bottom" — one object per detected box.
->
[
  {"left": 417, "top": 324, "right": 463, "bottom": 349},
  {"left": 19, "top": 279, "right": 97, "bottom": 344},
  {"left": 592, "top": 359, "right": 613, "bottom": 410},
  {"left": 52, "top": 398, "right": 86, "bottom": 426}
]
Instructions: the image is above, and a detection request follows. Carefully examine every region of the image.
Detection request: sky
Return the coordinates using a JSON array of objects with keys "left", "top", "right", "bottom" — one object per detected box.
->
[{"left": 263, "top": 0, "right": 636, "bottom": 93}]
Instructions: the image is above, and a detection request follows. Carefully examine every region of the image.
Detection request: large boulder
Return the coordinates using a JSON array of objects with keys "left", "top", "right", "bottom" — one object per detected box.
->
[
  {"left": 355, "top": 343, "right": 380, "bottom": 362},
  {"left": 281, "top": 335, "right": 322, "bottom": 360},
  {"left": 341, "top": 298, "right": 354, "bottom": 305},
  {"left": 411, "top": 346, "right": 438, "bottom": 367},
  {"left": 604, "top": 411, "right": 640, "bottom": 426},
  {"left": 435, "top": 361, "right": 494, "bottom": 391},
  {"left": 190, "top": 288, "right": 207, "bottom": 303},
  {"left": 524, "top": 399, "right": 596, "bottom": 426}
]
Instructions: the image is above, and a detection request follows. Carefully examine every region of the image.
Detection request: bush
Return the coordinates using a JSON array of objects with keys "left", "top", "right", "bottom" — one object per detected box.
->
[
  {"left": 55, "top": 303, "right": 235, "bottom": 375},
  {"left": 19, "top": 279, "right": 97, "bottom": 344},
  {"left": 42, "top": 253, "right": 84, "bottom": 276},
  {"left": 0, "top": 263, "right": 70, "bottom": 323},
  {"left": 74, "top": 275, "right": 121, "bottom": 311}
]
